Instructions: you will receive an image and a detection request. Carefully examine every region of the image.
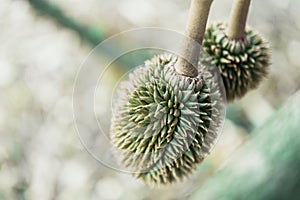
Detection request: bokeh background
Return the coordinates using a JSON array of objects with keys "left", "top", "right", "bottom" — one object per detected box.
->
[{"left": 0, "top": 0, "right": 300, "bottom": 199}]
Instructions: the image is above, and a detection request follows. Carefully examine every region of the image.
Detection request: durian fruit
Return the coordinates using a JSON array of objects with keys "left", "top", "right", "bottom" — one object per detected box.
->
[
  {"left": 111, "top": 54, "right": 223, "bottom": 186},
  {"left": 202, "top": 22, "right": 270, "bottom": 102}
]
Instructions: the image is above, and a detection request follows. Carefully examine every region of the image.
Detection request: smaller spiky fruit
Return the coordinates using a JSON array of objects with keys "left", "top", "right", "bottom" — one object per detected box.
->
[
  {"left": 202, "top": 22, "right": 270, "bottom": 102},
  {"left": 111, "top": 54, "right": 222, "bottom": 186}
]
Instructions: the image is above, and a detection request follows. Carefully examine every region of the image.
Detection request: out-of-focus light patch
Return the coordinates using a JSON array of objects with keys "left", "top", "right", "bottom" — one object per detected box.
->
[
  {"left": 118, "top": 0, "right": 156, "bottom": 25},
  {"left": 25, "top": 78, "right": 60, "bottom": 110},
  {"left": 52, "top": 96, "right": 73, "bottom": 126},
  {"left": 27, "top": 155, "right": 60, "bottom": 200},
  {"left": 7, "top": 0, "right": 31, "bottom": 24},
  {"left": 35, "top": 123, "right": 64, "bottom": 155},
  {"left": 15, "top": 17, "right": 83, "bottom": 81},
  {"left": 20, "top": 34, "right": 67, "bottom": 76},
  {"left": 51, "top": 0, "right": 100, "bottom": 25},
  {"left": 287, "top": 40, "right": 300, "bottom": 67},
  {"left": 59, "top": 159, "right": 89, "bottom": 189},
  {"left": 94, "top": 78, "right": 113, "bottom": 116},
  {"left": 0, "top": 0, "right": 34, "bottom": 52},
  {"left": 268, "top": 50, "right": 298, "bottom": 101},
  {"left": 0, "top": 164, "right": 18, "bottom": 193},
  {"left": 0, "top": 0, "right": 10, "bottom": 18},
  {"left": 240, "top": 93, "right": 274, "bottom": 128},
  {"left": 209, "top": 0, "right": 231, "bottom": 21},
  {"left": 0, "top": 129, "right": 10, "bottom": 164},
  {"left": 0, "top": 104, "right": 5, "bottom": 128},
  {"left": 0, "top": 126, "right": 8, "bottom": 161},
  {"left": 73, "top": 87, "right": 98, "bottom": 131},
  {"left": 271, "top": 50, "right": 289, "bottom": 74},
  {"left": 5, "top": 82, "right": 32, "bottom": 113},
  {"left": 231, "top": 150, "right": 268, "bottom": 182},
  {"left": 290, "top": 3, "right": 300, "bottom": 31},
  {"left": 0, "top": 0, "right": 31, "bottom": 29},
  {"left": 0, "top": 58, "right": 15, "bottom": 87},
  {"left": 58, "top": 130, "right": 82, "bottom": 157},
  {"left": 118, "top": 173, "right": 141, "bottom": 189},
  {"left": 151, "top": 0, "right": 187, "bottom": 29},
  {"left": 209, "top": 119, "right": 247, "bottom": 167},
  {"left": 57, "top": 192, "right": 88, "bottom": 200},
  {"left": 271, "top": 0, "right": 290, "bottom": 9},
  {"left": 270, "top": 49, "right": 298, "bottom": 99},
  {"left": 94, "top": 64, "right": 117, "bottom": 134},
  {"left": 95, "top": 177, "right": 123, "bottom": 200}
]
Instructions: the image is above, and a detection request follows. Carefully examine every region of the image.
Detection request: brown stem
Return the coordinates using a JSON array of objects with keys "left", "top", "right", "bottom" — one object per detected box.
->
[
  {"left": 175, "top": 0, "right": 213, "bottom": 78},
  {"left": 227, "top": 0, "right": 251, "bottom": 39}
]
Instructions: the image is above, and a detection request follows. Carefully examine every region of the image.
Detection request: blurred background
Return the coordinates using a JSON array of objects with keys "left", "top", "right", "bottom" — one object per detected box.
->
[{"left": 0, "top": 0, "right": 299, "bottom": 199}]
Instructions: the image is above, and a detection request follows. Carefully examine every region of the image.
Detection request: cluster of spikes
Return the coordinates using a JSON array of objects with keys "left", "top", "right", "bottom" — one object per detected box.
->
[
  {"left": 111, "top": 54, "right": 223, "bottom": 186},
  {"left": 202, "top": 22, "right": 270, "bottom": 101},
  {"left": 110, "top": 0, "right": 271, "bottom": 187}
]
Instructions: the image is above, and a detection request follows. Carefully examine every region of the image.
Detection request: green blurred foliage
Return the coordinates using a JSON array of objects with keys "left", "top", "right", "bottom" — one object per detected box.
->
[{"left": 190, "top": 91, "right": 300, "bottom": 200}]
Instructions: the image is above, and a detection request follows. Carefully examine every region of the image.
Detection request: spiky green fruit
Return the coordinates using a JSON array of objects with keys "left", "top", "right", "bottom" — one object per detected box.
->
[
  {"left": 202, "top": 23, "right": 270, "bottom": 102},
  {"left": 111, "top": 54, "right": 222, "bottom": 186}
]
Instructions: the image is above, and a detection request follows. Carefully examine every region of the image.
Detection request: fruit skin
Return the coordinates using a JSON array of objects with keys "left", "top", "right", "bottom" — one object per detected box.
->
[
  {"left": 202, "top": 22, "right": 270, "bottom": 102},
  {"left": 110, "top": 54, "right": 223, "bottom": 186}
]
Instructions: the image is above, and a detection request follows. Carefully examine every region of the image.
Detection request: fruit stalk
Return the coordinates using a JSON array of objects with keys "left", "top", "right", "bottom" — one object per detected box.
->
[
  {"left": 175, "top": 0, "right": 214, "bottom": 77},
  {"left": 227, "top": 0, "right": 251, "bottom": 39}
]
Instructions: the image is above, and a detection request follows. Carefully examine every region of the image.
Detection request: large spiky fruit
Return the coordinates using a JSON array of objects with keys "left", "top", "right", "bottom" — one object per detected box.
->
[
  {"left": 111, "top": 54, "right": 223, "bottom": 186},
  {"left": 202, "top": 22, "right": 270, "bottom": 102}
]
